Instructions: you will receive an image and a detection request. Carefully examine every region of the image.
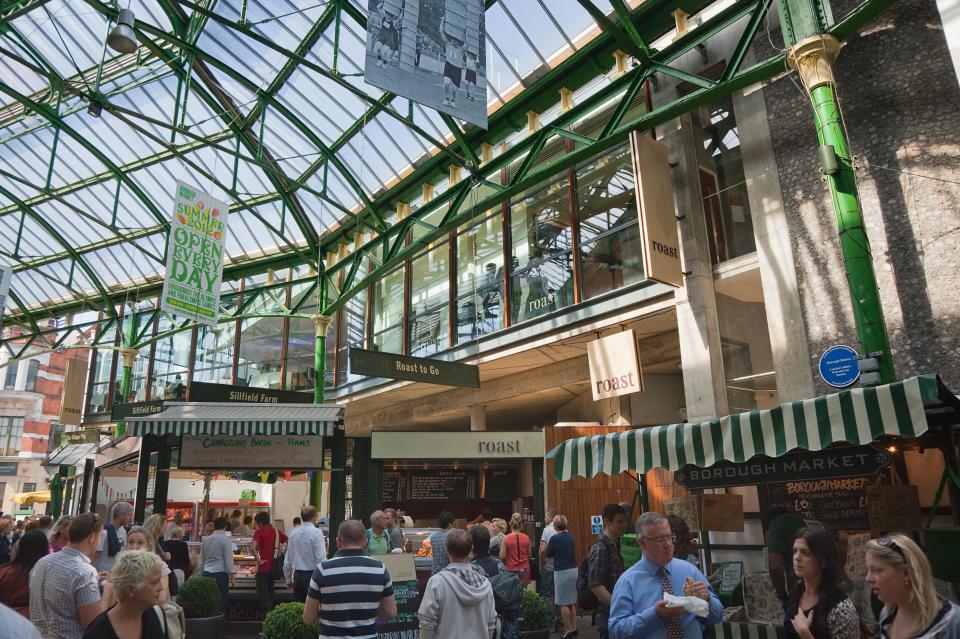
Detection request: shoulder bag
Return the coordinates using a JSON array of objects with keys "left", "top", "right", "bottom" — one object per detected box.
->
[
  {"left": 154, "top": 602, "right": 185, "bottom": 639},
  {"left": 271, "top": 526, "right": 286, "bottom": 581}
]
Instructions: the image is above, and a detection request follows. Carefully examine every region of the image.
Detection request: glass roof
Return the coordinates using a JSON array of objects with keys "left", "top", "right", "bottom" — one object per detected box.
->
[{"left": 0, "top": 0, "right": 686, "bottom": 320}]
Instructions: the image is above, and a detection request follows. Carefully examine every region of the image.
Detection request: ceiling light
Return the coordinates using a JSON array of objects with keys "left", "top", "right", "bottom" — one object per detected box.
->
[{"left": 107, "top": 8, "right": 138, "bottom": 54}]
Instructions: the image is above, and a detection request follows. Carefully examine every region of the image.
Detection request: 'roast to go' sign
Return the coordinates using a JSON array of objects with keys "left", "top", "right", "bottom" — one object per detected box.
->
[{"left": 160, "top": 182, "right": 229, "bottom": 326}]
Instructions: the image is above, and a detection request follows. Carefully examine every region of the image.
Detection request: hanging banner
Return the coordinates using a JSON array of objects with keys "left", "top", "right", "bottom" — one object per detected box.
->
[
  {"left": 631, "top": 131, "right": 683, "bottom": 287},
  {"left": 59, "top": 358, "right": 87, "bottom": 426},
  {"left": 364, "top": 0, "right": 488, "bottom": 129},
  {"left": 160, "top": 182, "right": 229, "bottom": 326},
  {"left": 587, "top": 330, "right": 643, "bottom": 401},
  {"left": 0, "top": 263, "right": 11, "bottom": 331}
]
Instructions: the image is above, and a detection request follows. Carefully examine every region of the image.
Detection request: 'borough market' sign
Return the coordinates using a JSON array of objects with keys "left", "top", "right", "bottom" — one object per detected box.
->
[
  {"left": 674, "top": 444, "right": 892, "bottom": 489},
  {"left": 160, "top": 182, "right": 229, "bottom": 326},
  {"left": 350, "top": 348, "right": 480, "bottom": 388}
]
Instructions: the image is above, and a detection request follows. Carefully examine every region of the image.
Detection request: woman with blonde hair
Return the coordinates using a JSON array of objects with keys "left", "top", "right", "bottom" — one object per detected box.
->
[
  {"left": 125, "top": 526, "right": 172, "bottom": 603},
  {"left": 83, "top": 550, "right": 168, "bottom": 639},
  {"left": 865, "top": 533, "right": 960, "bottom": 638},
  {"left": 499, "top": 512, "right": 532, "bottom": 586},
  {"left": 48, "top": 515, "right": 74, "bottom": 553},
  {"left": 489, "top": 518, "right": 507, "bottom": 554}
]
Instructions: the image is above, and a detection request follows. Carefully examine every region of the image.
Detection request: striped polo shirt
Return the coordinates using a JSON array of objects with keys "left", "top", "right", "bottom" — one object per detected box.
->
[{"left": 307, "top": 548, "right": 394, "bottom": 638}]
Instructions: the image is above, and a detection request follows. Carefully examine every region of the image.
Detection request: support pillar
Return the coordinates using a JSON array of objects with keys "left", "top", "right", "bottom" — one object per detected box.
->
[
  {"left": 153, "top": 436, "right": 172, "bottom": 516},
  {"left": 532, "top": 457, "right": 545, "bottom": 542},
  {"left": 782, "top": 3, "right": 895, "bottom": 383},
  {"left": 133, "top": 434, "right": 157, "bottom": 523},
  {"left": 311, "top": 312, "right": 333, "bottom": 515},
  {"left": 78, "top": 458, "right": 95, "bottom": 514},
  {"left": 116, "top": 328, "right": 138, "bottom": 439}
]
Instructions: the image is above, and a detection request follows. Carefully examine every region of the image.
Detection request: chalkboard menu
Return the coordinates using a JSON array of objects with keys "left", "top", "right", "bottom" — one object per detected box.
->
[
  {"left": 484, "top": 468, "right": 517, "bottom": 502},
  {"left": 411, "top": 469, "right": 479, "bottom": 501},
  {"left": 760, "top": 476, "right": 870, "bottom": 531},
  {"left": 376, "top": 554, "right": 420, "bottom": 639},
  {"left": 381, "top": 470, "right": 408, "bottom": 504},
  {"left": 380, "top": 468, "right": 479, "bottom": 502}
]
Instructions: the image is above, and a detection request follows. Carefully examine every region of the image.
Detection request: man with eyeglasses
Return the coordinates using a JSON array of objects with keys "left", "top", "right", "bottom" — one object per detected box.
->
[{"left": 608, "top": 512, "right": 722, "bottom": 639}]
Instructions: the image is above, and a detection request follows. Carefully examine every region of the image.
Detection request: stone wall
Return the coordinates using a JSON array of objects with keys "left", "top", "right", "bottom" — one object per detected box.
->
[{"left": 760, "top": 0, "right": 960, "bottom": 391}]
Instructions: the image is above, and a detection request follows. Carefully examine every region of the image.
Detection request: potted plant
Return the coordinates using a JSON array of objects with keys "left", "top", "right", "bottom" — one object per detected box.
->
[
  {"left": 177, "top": 576, "right": 223, "bottom": 639},
  {"left": 261, "top": 602, "right": 320, "bottom": 639},
  {"left": 518, "top": 588, "right": 549, "bottom": 639}
]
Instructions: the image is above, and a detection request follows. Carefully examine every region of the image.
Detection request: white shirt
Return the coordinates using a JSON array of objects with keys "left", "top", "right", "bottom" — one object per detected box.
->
[
  {"left": 540, "top": 523, "right": 557, "bottom": 570},
  {"left": 0, "top": 602, "right": 40, "bottom": 639},
  {"left": 283, "top": 522, "right": 327, "bottom": 582},
  {"left": 95, "top": 524, "right": 127, "bottom": 573},
  {"left": 200, "top": 530, "right": 235, "bottom": 574}
]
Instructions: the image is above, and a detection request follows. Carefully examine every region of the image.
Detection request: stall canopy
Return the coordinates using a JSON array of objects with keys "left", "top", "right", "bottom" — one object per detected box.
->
[
  {"left": 126, "top": 402, "right": 344, "bottom": 437},
  {"left": 10, "top": 490, "right": 51, "bottom": 505},
  {"left": 547, "top": 374, "right": 960, "bottom": 481}
]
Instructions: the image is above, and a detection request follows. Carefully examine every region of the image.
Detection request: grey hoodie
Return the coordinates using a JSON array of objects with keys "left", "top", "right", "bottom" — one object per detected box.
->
[{"left": 418, "top": 562, "right": 497, "bottom": 639}]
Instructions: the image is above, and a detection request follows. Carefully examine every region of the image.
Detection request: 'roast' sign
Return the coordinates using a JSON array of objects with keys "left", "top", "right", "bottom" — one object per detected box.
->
[{"left": 587, "top": 330, "right": 644, "bottom": 401}]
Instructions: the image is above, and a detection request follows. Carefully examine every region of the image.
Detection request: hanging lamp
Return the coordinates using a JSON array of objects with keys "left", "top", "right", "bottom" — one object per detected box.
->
[{"left": 107, "top": 8, "right": 138, "bottom": 54}]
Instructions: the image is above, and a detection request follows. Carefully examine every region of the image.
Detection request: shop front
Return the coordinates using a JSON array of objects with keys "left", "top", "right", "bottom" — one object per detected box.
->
[
  {"left": 120, "top": 400, "right": 343, "bottom": 623},
  {"left": 369, "top": 429, "right": 546, "bottom": 580},
  {"left": 548, "top": 374, "right": 960, "bottom": 637}
]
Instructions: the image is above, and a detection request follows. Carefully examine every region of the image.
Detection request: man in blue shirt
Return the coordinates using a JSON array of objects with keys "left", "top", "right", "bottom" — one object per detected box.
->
[{"left": 609, "top": 512, "right": 722, "bottom": 638}]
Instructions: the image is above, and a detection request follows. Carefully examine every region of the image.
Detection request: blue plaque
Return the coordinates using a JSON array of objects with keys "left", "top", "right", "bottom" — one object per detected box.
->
[{"left": 819, "top": 345, "right": 861, "bottom": 388}]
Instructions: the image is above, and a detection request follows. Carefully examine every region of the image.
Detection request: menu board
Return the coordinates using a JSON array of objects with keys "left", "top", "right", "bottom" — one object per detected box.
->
[
  {"left": 380, "top": 468, "right": 479, "bottom": 502},
  {"left": 411, "top": 469, "right": 479, "bottom": 501},
  {"left": 484, "top": 468, "right": 517, "bottom": 502},
  {"left": 760, "top": 476, "right": 870, "bottom": 531},
  {"left": 381, "top": 470, "right": 408, "bottom": 504},
  {"left": 376, "top": 554, "right": 420, "bottom": 639}
]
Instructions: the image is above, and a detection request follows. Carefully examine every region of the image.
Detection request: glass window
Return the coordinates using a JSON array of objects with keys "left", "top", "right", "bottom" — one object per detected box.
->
[
  {"left": 509, "top": 176, "right": 574, "bottom": 324},
  {"left": 3, "top": 361, "right": 18, "bottom": 390},
  {"left": 87, "top": 321, "right": 117, "bottom": 414},
  {"left": 0, "top": 417, "right": 24, "bottom": 456},
  {"left": 456, "top": 210, "right": 504, "bottom": 342},
  {"left": 113, "top": 308, "right": 154, "bottom": 403},
  {"left": 24, "top": 360, "right": 39, "bottom": 392},
  {"left": 577, "top": 144, "right": 646, "bottom": 299},
  {"left": 152, "top": 316, "right": 191, "bottom": 401},
  {"left": 337, "top": 263, "right": 368, "bottom": 386},
  {"left": 238, "top": 287, "right": 287, "bottom": 389},
  {"left": 286, "top": 284, "right": 336, "bottom": 392},
  {"left": 194, "top": 293, "right": 238, "bottom": 386},
  {"left": 372, "top": 267, "right": 404, "bottom": 354},
  {"left": 409, "top": 242, "right": 450, "bottom": 357},
  {"left": 693, "top": 96, "right": 756, "bottom": 263}
]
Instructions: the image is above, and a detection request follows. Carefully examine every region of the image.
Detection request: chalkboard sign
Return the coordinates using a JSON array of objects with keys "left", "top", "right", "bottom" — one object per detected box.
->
[
  {"left": 410, "top": 468, "right": 479, "bottom": 501},
  {"left": 381, "top": 470, "right": 408, "bottom": 504},
  {"left": 484, "top": 468, "right": 517, "bottom": 502},
  {"left": 760, "top": 477, "right": 870, "bottom": 531},
  {"left": 377, "top": 554, "right": 420, "bottom": 639}
]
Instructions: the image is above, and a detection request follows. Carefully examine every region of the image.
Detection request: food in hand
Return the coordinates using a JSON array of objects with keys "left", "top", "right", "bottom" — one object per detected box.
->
[{"left": 684, "top": 576, "right": 696, "bottom": 595}]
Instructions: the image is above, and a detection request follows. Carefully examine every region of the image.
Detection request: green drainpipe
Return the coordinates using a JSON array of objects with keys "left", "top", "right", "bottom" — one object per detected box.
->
[{"left": 787, "top": 34, "right": 895, "bottom": 383}]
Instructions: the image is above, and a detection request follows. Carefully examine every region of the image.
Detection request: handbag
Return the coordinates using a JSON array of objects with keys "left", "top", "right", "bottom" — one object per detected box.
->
[
  {"left": 511, "top": 534, "right": 530, "bottom": 586},
  {"left": 153, "top": 602, "right": 185, "bottom": 639},
  {"left": 270, "top": 526, "right": 285, "bottom": 581}
]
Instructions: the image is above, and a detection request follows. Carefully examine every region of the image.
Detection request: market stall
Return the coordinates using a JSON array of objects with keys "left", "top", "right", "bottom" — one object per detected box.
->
[
  {"left": 547, "top": 374, "right": 960, "bottom": 635},
  {"left": 124, "top": 400, "right": 344, "bottom": 622}
]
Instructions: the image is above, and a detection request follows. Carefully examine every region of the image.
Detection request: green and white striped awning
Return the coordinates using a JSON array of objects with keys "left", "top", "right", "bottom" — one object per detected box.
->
[
  {"left": 548, "top": 375, "right": 948, "bottom": 481},
  {"left": 126, "top": 402, "right": 344, "bottom": 437},
  {"left": 713, "top": 622, "right": 785, "bottom": 639}
]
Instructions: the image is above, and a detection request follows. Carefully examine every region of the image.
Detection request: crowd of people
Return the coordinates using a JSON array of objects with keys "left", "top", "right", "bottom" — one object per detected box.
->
[{"left": 1, "top": 502, "right": 958, "bottom": 639}]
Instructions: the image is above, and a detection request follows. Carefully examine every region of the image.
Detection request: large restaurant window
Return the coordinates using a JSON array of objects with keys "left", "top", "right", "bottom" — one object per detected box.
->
[
  {"left": 0, "top": 417, "right": 23, "bottom": 456},
  {"left": 372, "top": 267, "right": 404, "bottom": 354},
  {"left": 576, "top": 144, "right": 645, "bottom": 299},
  {"left": 238, "top": 286, "right": 286, "bottom": 389},
  {"left": 409, "top": 242, "right": 450, "bottom": 357},
  {"left": 509, "top": 176, "right": 574, "bottom": 324},
  {"left": 152, "top": 316, "right": 191, "bottom": 400},
  {"left": 193, "top": 293, "right": 239, "bottom": 386},
  {"left": 693, "top": 95, "right": 756, "bottom": 263},
  {"left": 286, "top": 284, "right": 336, "bottom": 391},
  {"left": 456, "top": 210, "right": 504, "bottom": 342},
  {"left": 87, "top": 321, "right": 117, "bottom": 413}
]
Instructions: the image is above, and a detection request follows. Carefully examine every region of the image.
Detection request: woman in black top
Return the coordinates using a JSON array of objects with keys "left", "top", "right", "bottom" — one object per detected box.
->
[
  {"left": 783, "top": 527, "right": 860, "bottom": 639},
  {"left": 84, "top": 550, "right": 168, "bottom": 639},
  {"left": 546, "top": 515, "right": 578, "bottom": 639},
  {"left": 161, "top": 526, "right": 192, "bottom": 582}
]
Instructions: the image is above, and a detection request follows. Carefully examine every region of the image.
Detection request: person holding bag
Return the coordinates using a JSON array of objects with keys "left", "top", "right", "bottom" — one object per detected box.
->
[
  {"left": 499, "top": 513, "right": 532, "bottom": 587},
  {"left": 252, "top": 512, "right": 286, "bottom": 616}
]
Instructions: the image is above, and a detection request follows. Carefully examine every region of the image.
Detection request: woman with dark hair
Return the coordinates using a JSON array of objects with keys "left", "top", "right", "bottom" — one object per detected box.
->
[
  {"left": 0, "top": 529, "right": 49, "bottom": 616},
  {"left": 784, "top": 527, "right": 860, "bottom": 639}
]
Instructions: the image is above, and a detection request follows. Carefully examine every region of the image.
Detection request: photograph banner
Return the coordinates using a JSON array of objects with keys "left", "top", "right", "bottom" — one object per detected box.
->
[
  {"left": 160, "top": 182, "right": 229, "bottom": 326},
  {"left": 364, "top": 0, "right": 488, "bottom": 129}
]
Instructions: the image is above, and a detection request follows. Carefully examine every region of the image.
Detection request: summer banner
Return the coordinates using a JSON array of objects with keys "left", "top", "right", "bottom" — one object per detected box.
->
[{"left": 160, "top": 182, "right": 229, "bottom": 326}]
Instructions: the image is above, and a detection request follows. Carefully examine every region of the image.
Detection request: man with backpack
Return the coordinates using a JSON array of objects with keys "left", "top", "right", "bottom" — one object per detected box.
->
[
  {"left": 419, "top": 528, "right": 497, "bottom": 639},
  {"left": 581, "top": 503, "right": 628, "bottom": 639},
  {"left": 470, "top": 525, "right": 521, "bottom": 639}
]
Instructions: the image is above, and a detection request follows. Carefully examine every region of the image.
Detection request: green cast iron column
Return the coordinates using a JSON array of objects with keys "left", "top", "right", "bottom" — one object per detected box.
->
[
  {"left": 807, "top": 79, "right": 894, "bottom": 382},
  {"left": 311, "top": 274, "right": 338, "bottom": 544},
  {"left": 782, "top": 0, "right": 895, "bottom": 383},
  {"left": 115, "top": 312, "right": 139, "bottom": 438}
]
